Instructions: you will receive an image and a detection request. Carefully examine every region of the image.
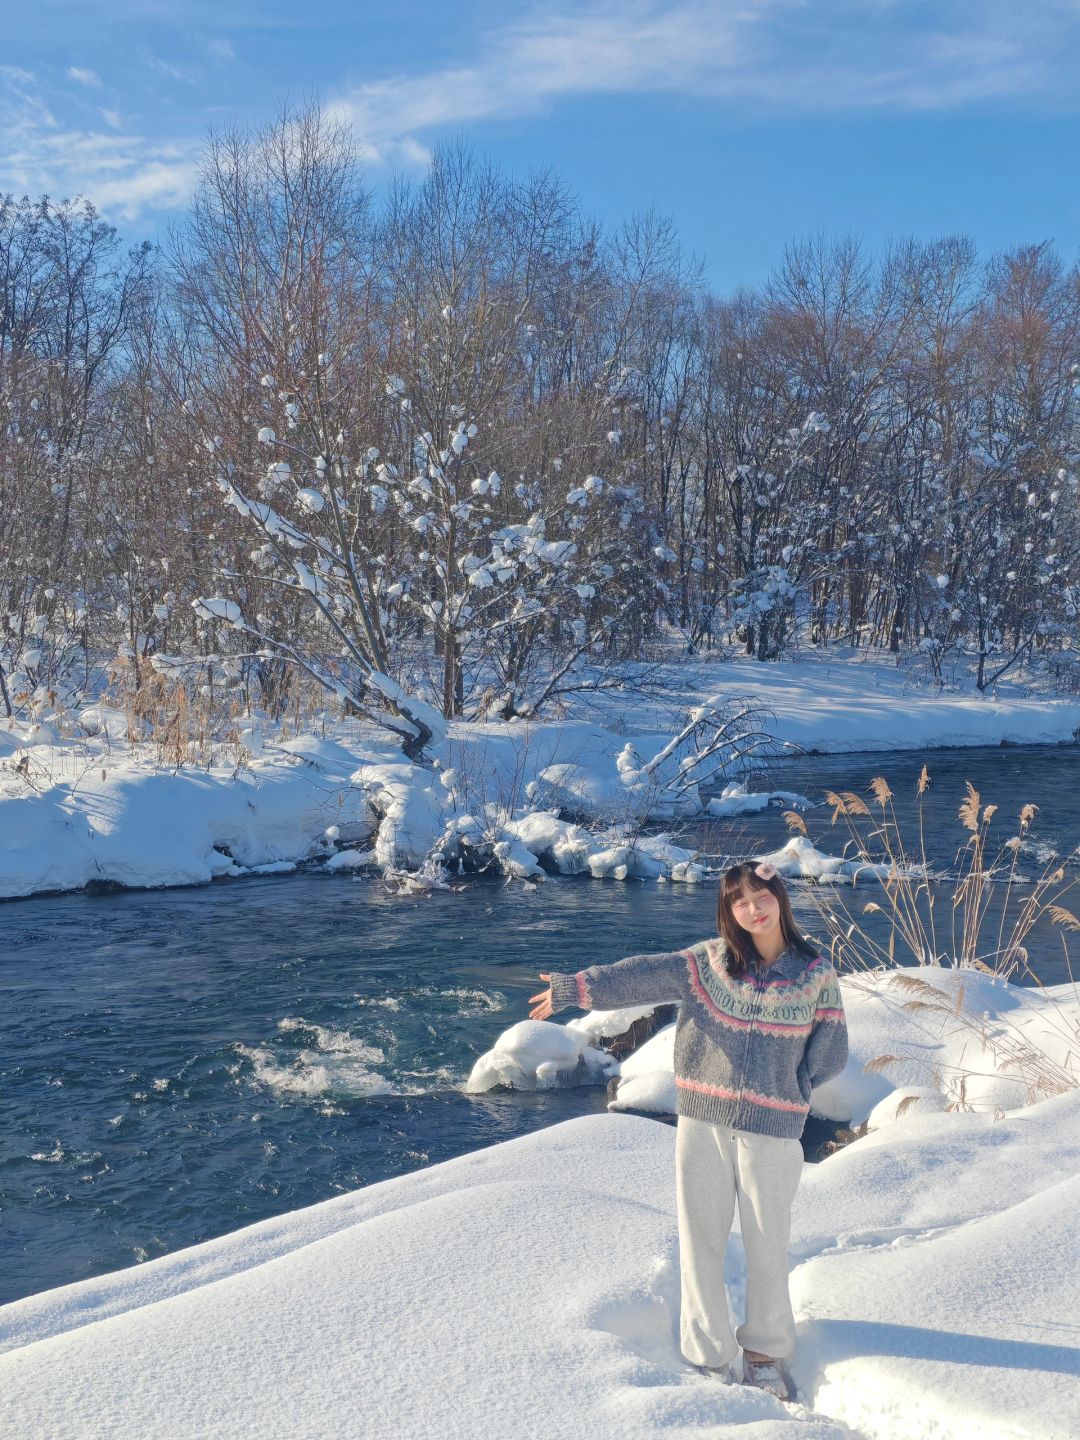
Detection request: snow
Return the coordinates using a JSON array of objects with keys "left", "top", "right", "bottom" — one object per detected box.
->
[
  {"left": 0, "top": 732, "right": 379, "bottom": 897},
  {"left": 697, "top": 653, "right": 1080, "bottom": 753},
  {"left": 2, "top": 633, "right": 1079, "bottom": 1440},
  {"left": 191, "top": 596, "right": 242, "bottom": 625},
  {"left": 501, "top": 811, "right": 596, "bottom": 873},
  {"left": 347, "top": 761, "right": 445, "bottom": 870},
  {"left": 465, "top": 1018, "right": 617, "bottom": 1093},
  {"left": 707, "top": 781, "right": 812, "bottom": 816},
  {"left": 363, "top": 670, "right": 448, "bottom": 746},
  {"left": 753, "top": 834, "right": 886, "bottom": 884},
  {"left": 2, "top": 652, "right": 1079, "bottom": 900},
  {"left": 588, "top": 841, "right": 666, "bottom": 880},
  {"left": 1, "top": 1016, "right": 1077, "bottom": 1438}
]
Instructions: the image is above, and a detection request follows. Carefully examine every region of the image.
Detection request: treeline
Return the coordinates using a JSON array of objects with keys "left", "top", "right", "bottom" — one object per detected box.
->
[{"left": 2, "top": 103, "right": 1078, "bottom": 734}]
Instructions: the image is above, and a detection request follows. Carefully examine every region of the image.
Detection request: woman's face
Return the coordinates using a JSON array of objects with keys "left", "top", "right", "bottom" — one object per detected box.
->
[{"left": 730, "top": 881, "right": 781, "bottom": 935}]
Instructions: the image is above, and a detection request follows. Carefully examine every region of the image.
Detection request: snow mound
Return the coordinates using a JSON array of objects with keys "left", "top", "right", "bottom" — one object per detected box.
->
[{"left": 707, "top": 781, "right": 812, "bottom": 816}]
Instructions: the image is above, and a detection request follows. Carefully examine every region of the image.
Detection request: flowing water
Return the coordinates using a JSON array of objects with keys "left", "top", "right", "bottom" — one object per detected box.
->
[{"left": 2, "top": 742, "right": 1076, "bottom": 1306}]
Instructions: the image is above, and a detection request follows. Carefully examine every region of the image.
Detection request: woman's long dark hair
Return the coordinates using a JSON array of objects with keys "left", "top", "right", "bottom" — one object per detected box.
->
[{"left": 716, "top": 861, "right": 818, "bottom": 978}]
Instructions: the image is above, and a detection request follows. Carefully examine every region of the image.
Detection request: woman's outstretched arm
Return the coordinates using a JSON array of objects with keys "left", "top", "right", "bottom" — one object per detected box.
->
[{"left": 530, "top": 949, "right": 689, "bottom": 1019}]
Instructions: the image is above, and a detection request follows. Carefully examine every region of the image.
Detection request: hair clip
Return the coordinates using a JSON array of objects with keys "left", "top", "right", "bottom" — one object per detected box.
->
[{"left": 753, "top": 861, "right": 778, "bottom": 881}]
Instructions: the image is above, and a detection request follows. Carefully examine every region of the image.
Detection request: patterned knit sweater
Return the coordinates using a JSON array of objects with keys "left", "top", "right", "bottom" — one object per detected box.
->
[{"left": 547, "top": 937, "right": 848, "bottom": 1139}]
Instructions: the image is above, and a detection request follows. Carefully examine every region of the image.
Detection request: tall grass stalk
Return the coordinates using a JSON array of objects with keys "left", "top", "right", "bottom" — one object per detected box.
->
[
  {"left": 786, "top": 767, "right": 1079, "bottom": 1112},
  {"left": 786, "top": 765, "right": 1077, "bottom": 981}
]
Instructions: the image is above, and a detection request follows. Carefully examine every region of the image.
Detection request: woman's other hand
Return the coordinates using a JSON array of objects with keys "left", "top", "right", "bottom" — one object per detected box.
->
[{"left": 529, "top": 973, "right": 554, "bottom": 1020}]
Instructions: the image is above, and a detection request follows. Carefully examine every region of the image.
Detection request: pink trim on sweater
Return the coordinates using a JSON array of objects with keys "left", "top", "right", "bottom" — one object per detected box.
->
[
  {"left": 755, "top": 1017, "right": 814, "bottom": 1036},
  {"left": 685, "top": 950, "right": 725, "bottom": 1020},
  {"left": 815, "top": 1007, "right": 845, "bottom": 1021},
  {"left": 576, "top": 973, "right": 591, "bottom": 1008},
  {"left": 676, "top": 1076, "right": 809, "bottom": 1113},
  {"left": 684, "top": 950, "right": 812, "bottom": 1034}
]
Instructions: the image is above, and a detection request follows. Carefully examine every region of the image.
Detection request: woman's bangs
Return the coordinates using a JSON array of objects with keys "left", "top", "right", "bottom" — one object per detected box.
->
[{"left": 723, "top": 869, "right": 768, "bottom": 904}]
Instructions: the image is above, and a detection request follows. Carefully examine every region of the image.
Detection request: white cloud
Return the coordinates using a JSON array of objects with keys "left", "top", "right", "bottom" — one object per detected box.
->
[
  {"left": 329, "top": 0, "right": 1080, "bottom": 157},
  {"left": 88, "top": 155, "right": 200, "bottom": 217},
  {"left": 206, "top": 38, "right": 236, "bottom": 63},
  {"left": 0, "top": 64, "right": 37, "bottom": 87},
  {"left": 0, "top": 70, "right": 197, "bottom": 220},
  {"left": 147, "top": 54, "right": 201, "bottom": 86},
  {"left": 100, "top": 108, "right": 123, "bottom": 130},
  {"left": 67, "top": 66, "right": 103, "bottom": 89}
]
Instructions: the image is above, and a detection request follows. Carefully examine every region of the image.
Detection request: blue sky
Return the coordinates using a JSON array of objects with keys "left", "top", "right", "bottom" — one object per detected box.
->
[{"left": 3, "top": 0, "right": 1079, "bottom": 291}]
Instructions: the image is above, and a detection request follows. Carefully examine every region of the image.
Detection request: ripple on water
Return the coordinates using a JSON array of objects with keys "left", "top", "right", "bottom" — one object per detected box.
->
[
  {"left": 234, "top": 1034, "right": 392, "bottom": 1101},
  {"left": 231, "top": 989, "right": 498, "bottom": 1104},
  {"left": 413, "top": 985, "right": 507, "bottom": 1016}
]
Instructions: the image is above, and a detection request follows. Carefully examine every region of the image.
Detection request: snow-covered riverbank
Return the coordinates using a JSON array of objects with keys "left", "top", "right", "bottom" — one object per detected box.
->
[
  {"left": 3, "top": 652, "right": 1079, "bottom": 901},
  {"left": 2, "top": 962, "right": 1077, "bottom": 1440}
]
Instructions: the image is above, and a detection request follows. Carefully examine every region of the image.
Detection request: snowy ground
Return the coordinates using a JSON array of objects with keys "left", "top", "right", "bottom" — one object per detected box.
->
[
  {"left": 2, "top": 962, "right": 1077, "bottom": 1440},
  {"left": 6, "top": 956, "right": 1080, "bottom": 1440},
  {"left": 4, "top": 652, "right": 1079, "bottom": 900}
]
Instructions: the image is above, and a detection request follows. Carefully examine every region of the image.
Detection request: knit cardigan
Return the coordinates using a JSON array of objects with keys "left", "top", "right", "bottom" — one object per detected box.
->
[{"left": 547, "top": 937, "right": 848, "bottom": 1139}]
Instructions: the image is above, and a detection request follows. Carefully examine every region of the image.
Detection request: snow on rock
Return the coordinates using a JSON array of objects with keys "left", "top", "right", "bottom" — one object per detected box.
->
[
  {"left": 864, "top": 1085, "right": 949, "bottom": 1130},
  {"left": 207, "top": 847, "right": 236, "bottom": 877},
  {"left": 466, "top": 1004, "right": 663, "bottom": 1095},
  {"left": 490, "top": 833, "right": 545, "bottom": 880},
  {"left": 350, "top": 763, "right": 446, "bottom": 870},
  {"left": 321, "top": 847, "right": 379, "bottom": 871},
  {"left": 753, "top": 835, "right": 887, "bottom": 883},
  {"left": 588, "top": 843, "right": 664, "bottom": 881},
  {"left": 465, "top": 1019, "right": 614, "bottom": 1092},
  {"left": 707, "top": 780, "right": 812, "bottom": 816},
  {"left": 500, "top": 811, "right": 597, "bottom": 874},
  {"left": 607, "top": 1022, "right": 678, "bottom": 1115},
  {"left": 567, "top": 1004, "right": 668, "bottom": 1043},
  {"left": 74, "top": 705, "right": 125, "bottom": 738}
]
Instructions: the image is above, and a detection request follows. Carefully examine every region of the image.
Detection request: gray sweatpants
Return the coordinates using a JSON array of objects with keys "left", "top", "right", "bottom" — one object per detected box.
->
[{"left": 675, "top": 1114, "right": 804, "bottom": 1366}]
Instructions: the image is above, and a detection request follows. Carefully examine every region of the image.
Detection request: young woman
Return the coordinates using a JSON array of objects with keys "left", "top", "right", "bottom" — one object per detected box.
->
[{"left": 529, "top": 860, "right": 848, "bottom": 1402}]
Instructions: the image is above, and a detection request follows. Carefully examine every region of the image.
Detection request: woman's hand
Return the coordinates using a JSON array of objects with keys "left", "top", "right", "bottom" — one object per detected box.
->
[{"left": 529, "top": 973, "right": 554, "bottom": 1020}]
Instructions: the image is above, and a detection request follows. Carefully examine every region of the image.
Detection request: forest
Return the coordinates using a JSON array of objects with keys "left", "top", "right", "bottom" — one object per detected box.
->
[{"left": 3, "top": 103, "right": 1078, "bottom": 749}]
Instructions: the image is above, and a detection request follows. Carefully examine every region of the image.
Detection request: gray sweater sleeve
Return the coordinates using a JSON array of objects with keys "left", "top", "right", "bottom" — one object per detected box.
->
[{"left": 547, "top": 949, "right": 689, "bottom": 1014}]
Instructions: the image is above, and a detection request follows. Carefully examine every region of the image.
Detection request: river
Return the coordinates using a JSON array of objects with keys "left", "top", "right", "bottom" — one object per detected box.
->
[{"left": 2, "top": 742, "right": 1076, "bottom": 1306}]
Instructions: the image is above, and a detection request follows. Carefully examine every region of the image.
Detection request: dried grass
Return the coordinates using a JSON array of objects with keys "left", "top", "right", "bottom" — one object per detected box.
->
[
  {"left": 806, "top": 768, "right": 1080, "bottom": 1111},
  {"left": 806, "top": 767, "right": 1076, "bottom": 982}
]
